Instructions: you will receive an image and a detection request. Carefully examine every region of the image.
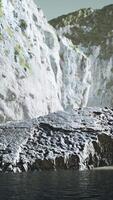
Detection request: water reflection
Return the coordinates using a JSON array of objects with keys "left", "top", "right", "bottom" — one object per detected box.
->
[{"left": 0, "top": 170, "right": 113, "bottom": 200}]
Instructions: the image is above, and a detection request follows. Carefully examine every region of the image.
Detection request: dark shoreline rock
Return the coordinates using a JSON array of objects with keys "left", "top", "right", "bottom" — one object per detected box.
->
[{"left": 0, "top": 107, "right": 113, "bottom": 173}]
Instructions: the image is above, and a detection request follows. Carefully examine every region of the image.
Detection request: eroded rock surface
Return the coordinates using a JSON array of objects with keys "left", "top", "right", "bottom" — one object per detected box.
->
[{"left": 0, "top": 107, "right": 113, "bottom": 172}]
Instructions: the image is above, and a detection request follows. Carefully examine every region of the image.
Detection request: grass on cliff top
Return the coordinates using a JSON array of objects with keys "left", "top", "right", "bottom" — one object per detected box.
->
[
  {"left": 14, "top": 44, "right": 31, "bottom": 71},
  {"left": 49, "top": 5, "right": 113, "bottom": 59},
  {"left": 0, "top": 0, "right": 3, "bottom": 17}
]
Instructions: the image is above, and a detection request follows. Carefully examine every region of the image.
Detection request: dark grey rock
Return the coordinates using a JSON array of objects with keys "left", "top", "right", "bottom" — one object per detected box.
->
[{"left": 0, "top": 107, "right": 113, "bottom": 172}]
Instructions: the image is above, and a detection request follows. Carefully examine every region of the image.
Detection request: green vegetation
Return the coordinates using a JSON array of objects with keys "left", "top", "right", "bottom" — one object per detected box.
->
[
  {"left": 14, "top": 44, "right": 31, "bottom": 71},
  {"left": 0, "top": 32, "right": 3, "bottom": 40},
  {"left": 50, "top": 6, "right": 113, "bottom": 59},
  {"left": 14, "top": 44, "right": 22, "bottom": 57},
  {"left": 0, "top": 0, "right": 3, "bottom": 17},
  {"left": 106, "top": 79, "right": 113, "bottom": 89},
  {"left": 6, "top": 26, "right": 14, "bottom": 38},
  {"left": 19, "top": 55, "right": 30, "bottom": 70},
  {"left": 4, "top": 49, "right": 10, "bottom": 56},
  {"left": 19, "top": 19, "right": 28, "bottom": 32}
]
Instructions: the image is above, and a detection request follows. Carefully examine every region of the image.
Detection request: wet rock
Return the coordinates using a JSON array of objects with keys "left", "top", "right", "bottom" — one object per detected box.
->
[
  {"left": 33, "top": 159, "right": 54, "bottom": 170},
  {"left": 87, "top": 134, "right": 113, "bottom": 168},
  {"left": 98, "top": 134, "right": 113, "bottom": 166},
  {"left": 55, "top": 156, "right": 67, "bottom": 169},
  {"left": 67, "top": 154, "right": 79, "bottom": 169}
]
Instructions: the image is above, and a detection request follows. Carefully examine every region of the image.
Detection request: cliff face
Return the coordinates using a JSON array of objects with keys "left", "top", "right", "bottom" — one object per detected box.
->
[
  {"left": 0, "top": 1, "right": 113, "bottom": 123},
  {"left": 0, "top": 0, "right": 62, "bottom": 122},
  {"left": 50, "top": 5, "right": 113, "bottom": 107},
  {"left": 59, "top": 36, "right": 91, "bottom": 109},
  {"left": 0, "top": 107, "right": 113, "bottom": 172},
  {"left": 0, "top": 0, "right": 92, "bottom": 123}
]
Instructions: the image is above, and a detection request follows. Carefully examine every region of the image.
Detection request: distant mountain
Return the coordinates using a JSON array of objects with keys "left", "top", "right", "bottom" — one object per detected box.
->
[
  {"left": 50, "top": 5, "right": 113, "bottom": 107},
  {"left": 50, "top": 4, "right": 113, "bottom": 49}
]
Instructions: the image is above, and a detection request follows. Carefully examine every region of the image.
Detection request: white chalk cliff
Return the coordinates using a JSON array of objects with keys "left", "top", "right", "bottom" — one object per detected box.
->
[
  {"left": 0, "top": 1, "right": 113, "bottom": 123},
  {"left": 0, "top": 0, "right": 91, "bottom": 122},
  {"left": 50, "top": 5, "right": 113, "bottom": 107}
]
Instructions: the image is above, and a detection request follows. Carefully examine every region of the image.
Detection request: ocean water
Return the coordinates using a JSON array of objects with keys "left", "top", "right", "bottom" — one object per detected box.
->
[{"left": 0, "top": 169, "right": 113, "bottom": 200}]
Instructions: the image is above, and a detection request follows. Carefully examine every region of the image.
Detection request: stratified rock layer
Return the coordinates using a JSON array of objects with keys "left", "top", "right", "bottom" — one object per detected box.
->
[{"left": 0, "top": 107, "right": 113, "bottom": 172}]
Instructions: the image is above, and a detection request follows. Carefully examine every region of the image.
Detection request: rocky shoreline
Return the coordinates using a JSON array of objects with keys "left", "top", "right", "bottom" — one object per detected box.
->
[{"left": 0, "top": 107, "right": 113, "bottom": 173}]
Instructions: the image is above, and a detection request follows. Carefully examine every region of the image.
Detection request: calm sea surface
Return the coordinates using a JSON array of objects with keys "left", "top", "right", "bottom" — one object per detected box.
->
[{"left": 0, "top": 169, "right": 113, "bottom": 200}]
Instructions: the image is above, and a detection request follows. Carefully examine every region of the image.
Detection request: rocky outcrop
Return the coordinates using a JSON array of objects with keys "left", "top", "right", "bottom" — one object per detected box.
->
[
  {"left": 0, "top": 107, "right": 113, "bottom": 172},
  {"left": 50, "top": 4, "right": 113, "bottom": 107}
]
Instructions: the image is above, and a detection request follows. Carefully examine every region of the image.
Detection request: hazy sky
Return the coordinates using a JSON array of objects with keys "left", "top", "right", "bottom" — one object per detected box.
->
[{"left": 34, "top": 0, "right": 113, "bottom": 20}]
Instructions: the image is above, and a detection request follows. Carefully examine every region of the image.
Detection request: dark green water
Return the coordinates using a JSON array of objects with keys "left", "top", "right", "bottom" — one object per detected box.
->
[{"left": 0, "top": 170, "right": 113, "bottom": 200}]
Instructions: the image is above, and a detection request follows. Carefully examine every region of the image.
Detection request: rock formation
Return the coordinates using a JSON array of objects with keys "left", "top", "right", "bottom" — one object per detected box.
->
[
  {"left": 0, "top": 0, "right": 91, "bottom": 123},
  {"left": 50, "top": 4, "right": 113, "bottom": 107},
  {"left": 0, "top": 107, "right": 113, "bottom": 172},
  {"left": 0, "top": 1, "right": 113, "bottom": 172}
]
